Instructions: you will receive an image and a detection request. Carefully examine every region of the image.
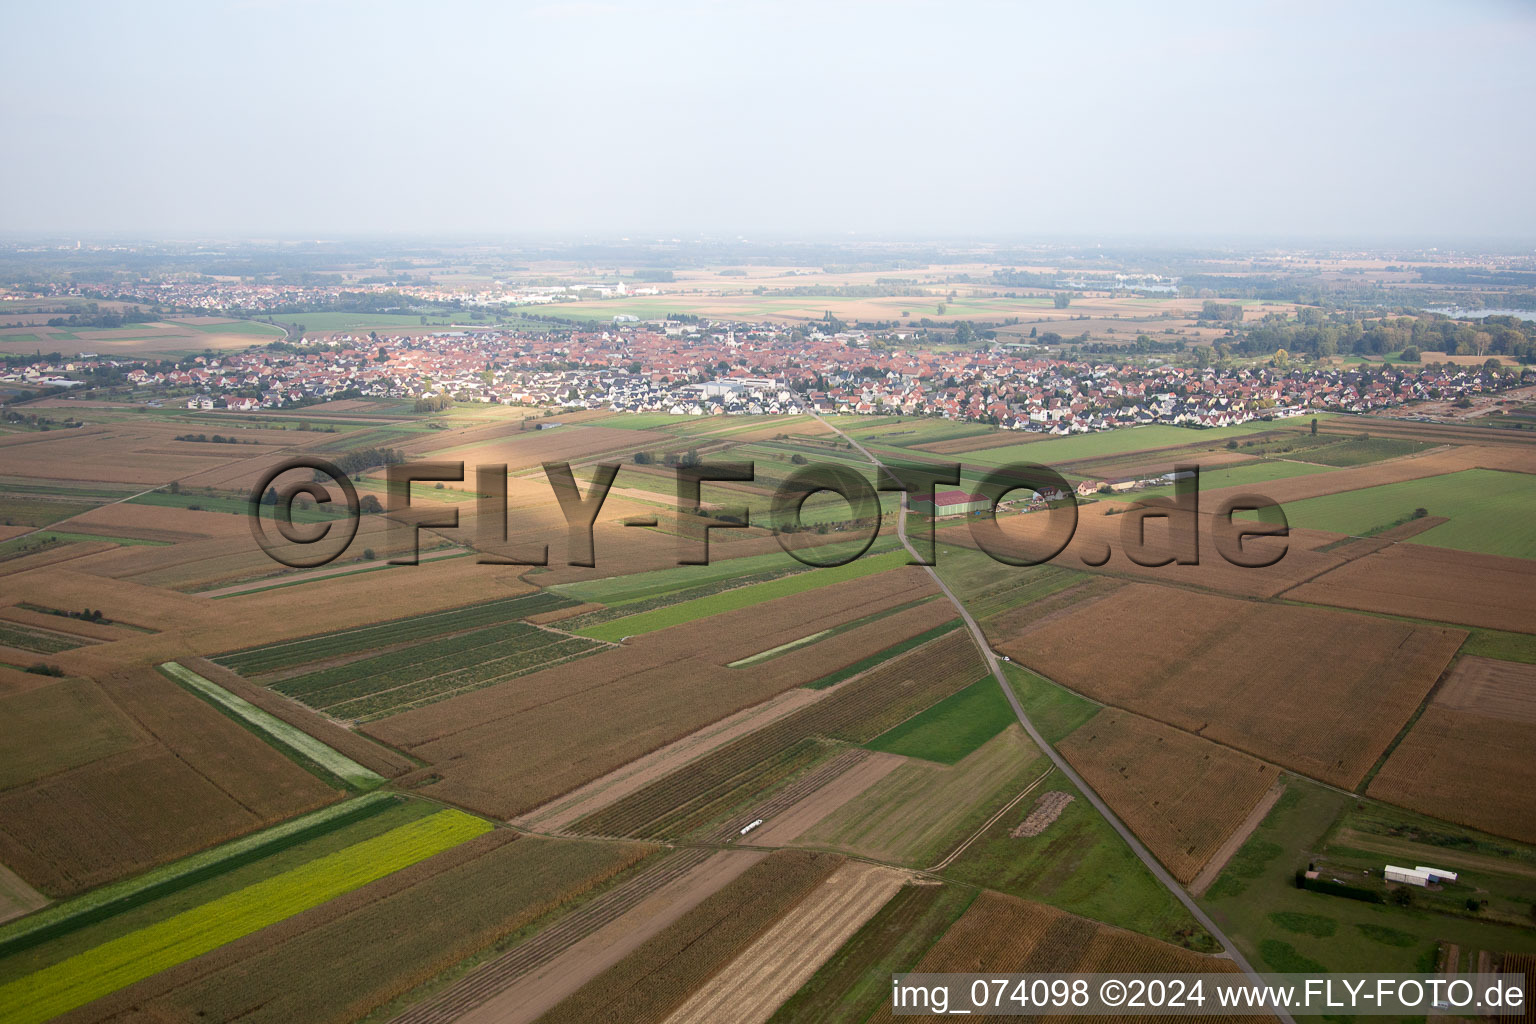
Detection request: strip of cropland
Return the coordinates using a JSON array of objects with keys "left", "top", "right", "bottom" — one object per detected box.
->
[
  {"left": 0, "top": 793, "right": 398, "bottom": 960},
  {"left": 576, "top": 548, "right": 911, "bottom": 642},
  {"left": 0, "top": 808, "right": 490, "bottom": 1024}
]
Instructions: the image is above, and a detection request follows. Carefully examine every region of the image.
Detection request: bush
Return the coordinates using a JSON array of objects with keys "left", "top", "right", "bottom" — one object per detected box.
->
[
  {"left": 1299, "top": 876, "right": 1385, "bottom": 904},
  {"left": 26, "top": 663, "right": 65, "bottom": 677}
]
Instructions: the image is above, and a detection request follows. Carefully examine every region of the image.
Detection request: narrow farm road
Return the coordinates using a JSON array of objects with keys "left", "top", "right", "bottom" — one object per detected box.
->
[{"left": 812, "top": 414, "right": 1292, "bottom": 1019}]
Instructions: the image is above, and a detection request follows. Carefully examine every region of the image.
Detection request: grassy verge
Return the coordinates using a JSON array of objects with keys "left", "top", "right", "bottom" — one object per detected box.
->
[{"left": 159, "top": 662, "right": 384, "bottom": 789}]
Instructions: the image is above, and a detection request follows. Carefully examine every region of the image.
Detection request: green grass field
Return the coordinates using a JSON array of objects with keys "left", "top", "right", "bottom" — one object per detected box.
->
[
  {"left": 160, "top": 662, "right": 384, "bottom": 788},
  {"left": 1201, "top": 779, "right": 1536, "bottom": 976},
  {"left": 959, "top": 422, "right": 1287, "bottom": 468},
  {"left": 941, "top": 767, "right": 1216, "bottom": 950},
  {"left": 1295, "top": 435, "right": 1436, "bottom": 467},
  {"left": 1002, "top": 664, "right": 1100, "bottom": 745},
  {"left": 0, "top": 530, "right": 168, "bottom": 561},
  {"left": 1267, "top": 468, "right": 1536, "bottom": 558},
  {"left": 1118, "top": 458, "right": 1336, "bottom": 501},
  {"left": 0, "top": 808, "right": 490, "bottom": 1024},
  {"left": 866, "top": 677, "right": 1014, "bottom": 764},
  {"left": 576, "top": 548, "right": 911, "bottom": 642}
]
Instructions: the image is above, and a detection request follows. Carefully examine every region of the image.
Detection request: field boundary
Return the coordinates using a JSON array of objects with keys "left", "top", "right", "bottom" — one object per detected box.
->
[{"left": 158, "top": 661, "right": 385, "bottom": 789}]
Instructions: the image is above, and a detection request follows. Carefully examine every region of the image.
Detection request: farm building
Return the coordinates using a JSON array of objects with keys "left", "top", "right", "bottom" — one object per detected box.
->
[
  {"left": 911, "top": 489, "right": 990, "bottom": 516},
  {"left": 1385, "top": 864, "right": 1457, "bottom": 886}
]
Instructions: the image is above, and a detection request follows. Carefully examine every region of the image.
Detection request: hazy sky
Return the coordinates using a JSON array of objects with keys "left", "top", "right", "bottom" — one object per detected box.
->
[{"left": 2, "top": 0, "right": 1534, "bottom": 241}]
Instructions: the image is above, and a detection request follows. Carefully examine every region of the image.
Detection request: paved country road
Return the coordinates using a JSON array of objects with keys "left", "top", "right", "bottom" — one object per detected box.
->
[{"left": 812, "top": 413, "right": 1295, "bottom": 1024}]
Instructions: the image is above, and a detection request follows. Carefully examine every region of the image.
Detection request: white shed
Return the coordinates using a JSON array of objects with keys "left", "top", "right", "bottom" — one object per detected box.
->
[{"left": 1385, "top": 865, "right": 1432, "bottom": 887}]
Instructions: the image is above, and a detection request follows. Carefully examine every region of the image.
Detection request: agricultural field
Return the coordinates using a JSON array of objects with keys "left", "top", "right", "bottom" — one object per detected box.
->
[
  {"left": 160, "top": 662, "right": 386, "bottom": 787},
  {"left": 1056, "top": 709, "right": 1280, "bottom": 884},
  {"left": 576, "top": 548, "right": 912, "bottom": 642},
  {"left": 940, "top": 770, "right": 1216, "bottom": 950},
  {"left": 0, "top": 665, "right": 341, "bottom": 897},
  {"left": 864, "top": 891, "right": 1249, "bottom": 1024},
  {"left": 214, "top": 591, "right": 572, "bottom": 676},
  {"left": 0, "top": 341, "right": 1531, "bottom": 1024},
  {"left": 537, "top": 850, "right": 843, "bottom": 1024},
  {"left": 0, "top": 675, "right": 139, "bottom": 790},
  {"left": 568, "top": 628, "right": 988, "bottom": 840},
  {"left": 797, "top": 726, "right": 1043, "bottom": 867},
  {"left": 66, "top": 831, "right": 656, "bottom": 1024},
  {"left": 0, "top": 807, "right": 489, "bottom": 1024},
  {"left": 254, "top": 616, "right": 605, "bottom": 722},
  {"left": 864, "top": 676, "right": 1017, "bottom": 764},
  {"left": 663, "top": 861, "right": 911, "bottom": 1024},
  {"left": 766, "top": 883, "right": 978, "bottom": 1024},
  {"left": 1367, "top": 657, "right": 1536, "bottom": 844},
  {"left": 1288, "top": 540, "right": 1536, "bottom": 634},
  {"left": 367, "top": 576, "right": 963, "bottom": 819},
  {"left": 1116, "top": 457, "right": 1336, "bottom": 501},
  {"left": 0, "top": 619, "right": 88, "bottom": 655},
  {"left": 957, "top": 421, "right": 1288, "bottom": 468},
  {"left": 1002, "top": 582, "right": 1464, "bottom": 788},
  {"left": 1266, "top": 467, "right": 1536, "bottom": 558},
  {"left": 1201, "top": 779, "right": 1536, "bottom": 977}
]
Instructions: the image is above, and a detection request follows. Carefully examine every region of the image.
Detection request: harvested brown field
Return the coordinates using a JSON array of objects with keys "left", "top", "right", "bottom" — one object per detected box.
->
[
  {"left": 0, "top": 425, "right": 265, "bottom": 485},
  {"left": 0, "top": 666, "right": 337, "bottom": 896},
  {"left": 1056, "top": 710, "right": 1279, "bottom": 883},
  {"left": 1433, "top": 657, "right": 1536, "bottom": 722},
  {"left": 982, "top": 576, "right": 1125, "bottom": 646},
  {"left": 1368, "top": 707, "right": 1536, "bottom": 844},
  {"left": 0, "top": 541, "right": 118, "bottom": 579},
  {"left": 1287, "top": 543, "right": 1536, "bottom": 635},
  {"left": 1003, "top": 583, "right": 1464, "bottom": 787},
  {"left": 661, "top": 861, "right": 911, "bottom": 1024},
  {"left": 366, "top": 579, "right": 958, "bottom": 820},
  {"left": 866, "top": 890, "right": 1259, "bottom": 1024},
  {"left": 935, "top": 504, "right": 1345, "bottom": 600},
  {"left": 1366, "top": 656, "right": 1536, "bottom": 843},
  {"left": 0, "top": 675, "right": 141, "bottom": 791},
  {"left": 0, "top": 861, "right": 46, "bottom": 926},
  {"left": 1013, "top": 791, "right": 1074, "bottom": 838},
  {"left": 181, "top": 657, "right": 417, "bottom": 777},
  {"left": 537, "top": 850, "right": 844, "bottom": 1024},
  {"left": 420, "top": 425, "right": 671, "bottom": 469},
  {"left": 61, "top": 832, "right": 656, "bottom": 1024},
  {"left": 55, "top": 502, "right": 252, "bottom": 542}
]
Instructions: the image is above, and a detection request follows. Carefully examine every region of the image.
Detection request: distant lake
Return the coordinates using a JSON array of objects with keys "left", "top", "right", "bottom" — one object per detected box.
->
[{"left": 1425, "top": 306, "right": 1536, "bottom": 322}]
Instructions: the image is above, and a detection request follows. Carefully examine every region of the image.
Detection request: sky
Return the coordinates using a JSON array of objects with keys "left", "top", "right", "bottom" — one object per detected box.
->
[{"left": 1, "top": 0, "right": 1534, "bottom": 242}]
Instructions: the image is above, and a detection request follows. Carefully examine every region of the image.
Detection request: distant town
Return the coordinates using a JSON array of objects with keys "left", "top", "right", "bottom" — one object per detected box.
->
[{"left": 4, "top": 319, "right": 1529, "bottom": 433}]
